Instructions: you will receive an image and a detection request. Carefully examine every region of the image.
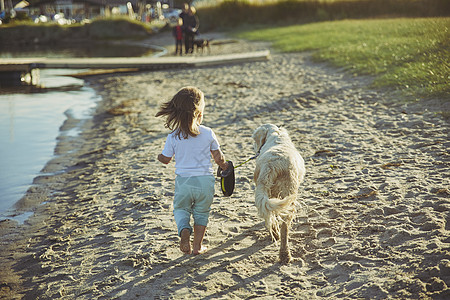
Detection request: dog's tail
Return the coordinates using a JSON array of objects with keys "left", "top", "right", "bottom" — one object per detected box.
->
[{"left": 255, "top": 185, "right": 297, "bottom": 239}]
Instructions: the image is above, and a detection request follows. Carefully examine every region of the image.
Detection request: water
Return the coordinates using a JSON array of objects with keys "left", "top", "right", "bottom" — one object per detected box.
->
[
  {"left": 0, "top": 69, "right": 101, "bottom": 223},
  {"left": 0, "top": 41, "right": 165, "bottom": 224},
  {"left": 0, "top": 42, "right": 156, "bottom": 58}
]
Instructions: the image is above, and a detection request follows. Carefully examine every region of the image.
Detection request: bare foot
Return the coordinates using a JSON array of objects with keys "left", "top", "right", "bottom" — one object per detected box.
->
[
  {"left": 193, "top": 245, "right": 207, "bottom": 255},
  {"left": 180, "top": 229, "right": 191, "bottom": 254},
  {"left": 192, "top": 224, "right": 207, "bottom": 255}
]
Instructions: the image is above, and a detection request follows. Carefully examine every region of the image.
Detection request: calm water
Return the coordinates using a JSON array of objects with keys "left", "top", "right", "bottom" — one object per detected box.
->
[
  {"left": 0, "top": 42, "right": 156, "bottom": 58},
  {"left": 0, "top": 69, "right": 101, "bottom": 223},
  {"left": 0, "top": 43, "right": 163, "bottom": 224}
]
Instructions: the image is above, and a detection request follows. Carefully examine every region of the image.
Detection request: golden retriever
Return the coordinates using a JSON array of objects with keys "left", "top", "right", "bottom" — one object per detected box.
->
[{"left": 252, "top": 124, "right": 305, "bottom": 263}]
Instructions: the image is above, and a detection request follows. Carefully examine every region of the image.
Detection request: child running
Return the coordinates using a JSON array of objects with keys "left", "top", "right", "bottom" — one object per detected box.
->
[{"left": 155, "top": 86, "right": 229, "bottom": 255}]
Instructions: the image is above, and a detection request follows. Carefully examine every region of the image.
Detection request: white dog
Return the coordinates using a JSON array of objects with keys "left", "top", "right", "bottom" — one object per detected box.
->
[{"left": 252, "top": 124, "right": 305, "bottom": 263}]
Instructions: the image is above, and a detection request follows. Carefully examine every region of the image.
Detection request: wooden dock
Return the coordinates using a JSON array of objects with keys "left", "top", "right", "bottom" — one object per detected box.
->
[
  {"left": 0, "top": 50, "right": 270, "bottom": 71},
  {"left": 0, "top": 51, "right": 270, "bottom": 85}
]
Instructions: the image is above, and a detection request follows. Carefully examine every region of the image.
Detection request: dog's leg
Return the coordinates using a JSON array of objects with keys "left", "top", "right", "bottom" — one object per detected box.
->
[
  {"left": 279, "top": 221, "right": 291, "bottom": 264},
  {"left": 271, "top": 223, "right": 280, "bottom": 240}
]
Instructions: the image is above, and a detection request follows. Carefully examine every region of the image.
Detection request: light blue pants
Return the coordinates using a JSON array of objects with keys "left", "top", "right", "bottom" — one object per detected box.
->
[{"left": 173, "top": 175, "right": 215, "bottom": 237}]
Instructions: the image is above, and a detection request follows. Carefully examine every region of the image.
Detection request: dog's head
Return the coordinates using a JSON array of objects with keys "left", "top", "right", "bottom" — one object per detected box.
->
[{"left": 252, "top": 124, "right": 281, "bottom": 153}]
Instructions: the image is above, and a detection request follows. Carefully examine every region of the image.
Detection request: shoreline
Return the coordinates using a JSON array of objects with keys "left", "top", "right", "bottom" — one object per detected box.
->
[
  {"left": 1, "top": 31, "right": 449, "bottom": 299},
  {"left": 0, "top": 70, "right": 99, "bottom": 222}
]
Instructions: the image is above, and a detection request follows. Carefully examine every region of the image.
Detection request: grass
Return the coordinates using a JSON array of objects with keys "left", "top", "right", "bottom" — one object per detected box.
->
[
  {"left": 197, "top": 0, "right": 449, "bottom": 30},
  {"left": 235, "top": 18, "right": 450, "bottom": 99}
]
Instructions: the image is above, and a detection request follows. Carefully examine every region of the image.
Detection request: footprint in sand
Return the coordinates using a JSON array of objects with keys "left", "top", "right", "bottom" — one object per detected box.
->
[{"left": 316, "top": 228, "right": 336, "bottom": 248}]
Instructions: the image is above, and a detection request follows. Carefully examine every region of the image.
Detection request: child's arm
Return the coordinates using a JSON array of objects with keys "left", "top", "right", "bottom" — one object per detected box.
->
[
  {"left": 158, "top": 153, "right": 172, "bottom": 164},
  {"left": 211, "top": 149, "right": 228, "bottom": 170}
]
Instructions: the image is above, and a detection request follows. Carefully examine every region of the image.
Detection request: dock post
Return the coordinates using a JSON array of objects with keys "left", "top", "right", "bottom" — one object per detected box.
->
[{"left": 0, "top": 63, "right": 40, "bottom": 86}]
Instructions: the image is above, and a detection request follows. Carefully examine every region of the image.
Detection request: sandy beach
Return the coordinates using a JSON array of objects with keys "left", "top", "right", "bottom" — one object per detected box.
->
[{"left": 1, "top": 31, "right": 449, "bottom": 299}]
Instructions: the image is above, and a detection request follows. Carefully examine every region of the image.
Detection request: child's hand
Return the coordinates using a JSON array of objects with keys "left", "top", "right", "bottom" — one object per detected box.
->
[
  {"left": 221, "top": 161, "right": 229, "bottom": 171},
  {"left": 219, "top": 161, "right": 233, "bottom": 178}
]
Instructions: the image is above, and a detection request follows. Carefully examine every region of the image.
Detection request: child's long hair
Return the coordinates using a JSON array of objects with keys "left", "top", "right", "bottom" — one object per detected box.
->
[{"left": 155, "top": 86, "right": 204, "bottom": 139}]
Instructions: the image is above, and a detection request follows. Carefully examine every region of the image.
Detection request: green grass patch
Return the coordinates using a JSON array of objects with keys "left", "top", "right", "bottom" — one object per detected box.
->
[
  {"left": 197, "top": 0, "right": 449, "bottom": 30},
  {"left": 86, "top": 17, "right": 154, "bottom": 39},
  {"left": 236, "top": 18, "right": 450, "bottom": 99}
]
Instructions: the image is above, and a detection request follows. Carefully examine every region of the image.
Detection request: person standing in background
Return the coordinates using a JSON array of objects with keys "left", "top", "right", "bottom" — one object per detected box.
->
[
  {"left": 173, "top": 18, "right": 184, "bottom": 55},
  {"left": 179, "top": 3, "right": 189, "bottom": 53},
  {"left": 184, "top": 6, "right": 199, "bottom": 54}
]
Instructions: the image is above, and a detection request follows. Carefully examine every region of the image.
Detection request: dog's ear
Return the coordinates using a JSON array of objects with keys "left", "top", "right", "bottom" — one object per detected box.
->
[{"left": 252, "top": 126, "right": 268, "bottom": 152}]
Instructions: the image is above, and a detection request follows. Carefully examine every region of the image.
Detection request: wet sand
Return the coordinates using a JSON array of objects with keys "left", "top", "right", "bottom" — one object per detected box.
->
[{"left": 1, "top": 31, "right": 449, "bottom": 299}]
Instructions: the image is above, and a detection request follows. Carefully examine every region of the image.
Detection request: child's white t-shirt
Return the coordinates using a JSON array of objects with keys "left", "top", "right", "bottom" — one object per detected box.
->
[{"left": 162, "top": 125, "right": 220, "bottom": 177}]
